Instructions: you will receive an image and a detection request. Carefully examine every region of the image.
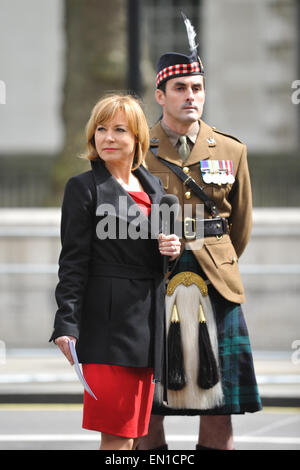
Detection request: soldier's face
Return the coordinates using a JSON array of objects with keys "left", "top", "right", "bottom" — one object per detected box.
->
[{"left": 155, "top": 76, "right": 205, "bottom": 127}]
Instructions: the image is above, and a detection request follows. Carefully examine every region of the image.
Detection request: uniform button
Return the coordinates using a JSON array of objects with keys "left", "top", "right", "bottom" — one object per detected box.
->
[
  {"left": 232, "top": 256, "right": 238, "bottom": 264},
  {"left": 184, "top": 191, "right": 192, "bottom": 200},
  {"left": 183, "top": 166, "right": 189, "bottom": 174}
]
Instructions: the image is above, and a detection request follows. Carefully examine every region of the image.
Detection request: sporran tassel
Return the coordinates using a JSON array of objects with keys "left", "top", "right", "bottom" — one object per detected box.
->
[
  {"left": 167, "top": 303, "right": 186, "bottom": 391},
  {"left": 197, "top": 304, "right": 219, "bottom": 390}
]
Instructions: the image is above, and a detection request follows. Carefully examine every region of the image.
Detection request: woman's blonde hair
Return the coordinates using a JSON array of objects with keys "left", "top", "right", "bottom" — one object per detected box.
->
[{"left": 82, "top": 94, "right": 149, "bottom": 170}]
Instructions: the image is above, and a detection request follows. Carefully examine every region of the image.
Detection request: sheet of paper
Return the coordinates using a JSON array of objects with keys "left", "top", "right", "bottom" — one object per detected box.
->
[{"left": 69, "top": 340, "right": 98, "bottom": 400}]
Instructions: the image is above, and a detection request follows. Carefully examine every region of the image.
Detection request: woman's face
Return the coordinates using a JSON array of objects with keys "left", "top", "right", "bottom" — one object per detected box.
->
[{"left": 94, "top": 111, "right": 137, "bottom": 166}]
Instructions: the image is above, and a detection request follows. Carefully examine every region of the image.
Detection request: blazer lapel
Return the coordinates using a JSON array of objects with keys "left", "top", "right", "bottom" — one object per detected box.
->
[
  {"left": 133, "top": 164, "right": 164, "bottom": 205},
  {"left": 91, "top": 158, "right": 163, "bottom": 238}
]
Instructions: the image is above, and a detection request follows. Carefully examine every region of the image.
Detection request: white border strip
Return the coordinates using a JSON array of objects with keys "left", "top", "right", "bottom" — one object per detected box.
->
[
  {"left": 1, "top": 373, "right": 300, "bottom": 385},
  {"left": 0, "top": 434, "right": 299, "bottom": 445},
  {"left": 1, "top": 263, "right": 300, "bottom": 275}
]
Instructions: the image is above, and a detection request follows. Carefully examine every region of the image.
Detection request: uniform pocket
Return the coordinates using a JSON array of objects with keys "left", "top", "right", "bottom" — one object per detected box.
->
[
  {"left": 204, "top": 239, "right": 238, "bottom": 269},
  {"left": 204, "top": 239, "right": 243, "bottom": 294}
]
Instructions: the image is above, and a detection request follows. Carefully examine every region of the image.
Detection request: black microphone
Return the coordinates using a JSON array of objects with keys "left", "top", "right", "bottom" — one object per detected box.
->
[{"left": 159, "top": 194, "right": 180, "bottom": 273}]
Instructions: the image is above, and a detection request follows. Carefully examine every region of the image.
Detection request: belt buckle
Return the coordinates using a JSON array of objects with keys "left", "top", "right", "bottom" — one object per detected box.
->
[
  {"left": 184, "top": 217, "right": 196, "bottom": 240},
  {"left": 183, "top": 175, "right": 192, "bottom": 185}
]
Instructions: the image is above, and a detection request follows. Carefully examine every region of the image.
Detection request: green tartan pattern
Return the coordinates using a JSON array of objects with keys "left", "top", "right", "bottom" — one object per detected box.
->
[
  {"left": 153, "top": 250, "right": 262, "bottom": 415},
  {"left": 215, "top": 301, "right": 262, "bottom": 414}
]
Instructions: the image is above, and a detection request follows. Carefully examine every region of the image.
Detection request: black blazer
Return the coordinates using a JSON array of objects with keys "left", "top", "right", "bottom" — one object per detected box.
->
[{"left": 50, "top": 158, "right": 166, "bottom": 382}]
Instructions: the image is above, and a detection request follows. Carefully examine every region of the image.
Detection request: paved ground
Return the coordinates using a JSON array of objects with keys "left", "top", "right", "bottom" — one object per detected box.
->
[
  {"left": 0, "top": 404, "right": 299, "bottom": 451},
  {"left": 0, "top": 349, "right": 299, "bottom": 451}
]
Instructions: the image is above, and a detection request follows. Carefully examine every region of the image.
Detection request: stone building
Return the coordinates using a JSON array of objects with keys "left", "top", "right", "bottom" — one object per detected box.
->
[
  {"left": 0, "top": 0, "right": 299, "bottom": 354},
  {"left": 0, "top": 0, "right": 299, "bottom": 206}
]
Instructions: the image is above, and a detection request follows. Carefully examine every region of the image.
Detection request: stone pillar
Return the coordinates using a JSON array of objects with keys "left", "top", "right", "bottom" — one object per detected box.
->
[{"left": 202, "top": 0, "right": 298, "bottom": 154}]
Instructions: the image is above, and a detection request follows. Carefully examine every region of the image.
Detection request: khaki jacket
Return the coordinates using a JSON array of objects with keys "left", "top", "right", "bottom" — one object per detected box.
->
[{"left": 145, "top": 120, "right": 253, "bottom": 304}]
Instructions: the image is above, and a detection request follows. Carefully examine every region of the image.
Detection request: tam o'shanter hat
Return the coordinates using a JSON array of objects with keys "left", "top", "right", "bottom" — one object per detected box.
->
[{"left": 156, "top": 12, "right": 204, "bottom": 88}]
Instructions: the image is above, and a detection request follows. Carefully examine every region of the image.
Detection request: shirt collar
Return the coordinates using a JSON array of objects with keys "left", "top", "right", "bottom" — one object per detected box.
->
[{"left": 161, "top": 120, "right": 200, "bottom": 147}]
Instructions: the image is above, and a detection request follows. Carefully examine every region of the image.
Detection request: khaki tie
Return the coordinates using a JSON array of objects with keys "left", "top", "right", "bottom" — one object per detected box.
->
[{"left": 178, "top": 135, "right": 190, "bottom": 163}]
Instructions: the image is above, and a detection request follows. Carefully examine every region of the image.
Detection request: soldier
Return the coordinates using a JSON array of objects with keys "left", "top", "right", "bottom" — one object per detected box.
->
[{"left": 138, "top": 15, "right": 262, "bottom": 451}]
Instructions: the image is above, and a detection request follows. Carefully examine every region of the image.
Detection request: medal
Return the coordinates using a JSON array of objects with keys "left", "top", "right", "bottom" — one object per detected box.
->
[
  {"left": 200, "top": 161, "right": 211, "bottom": 183},
  {"left": 220, "top": 172, "right": 228, "bottom": 184},
  {"left": 225, "top": 160, "right": 235, "bottom": 184},
  {"left": 219, "top": 160, "right": 228, "bottom": 184},
  {"left": 203, "top": 172, "right": 212, "bottom": 184},
  {"left": 212, "top": 173, "right": 219, "bottom": 184},
  {"left": 211, "top": 160, "right": 219, "bottom": 184},
  {"left": 200, "top": 160, "right": 235, "bottom": 185}
]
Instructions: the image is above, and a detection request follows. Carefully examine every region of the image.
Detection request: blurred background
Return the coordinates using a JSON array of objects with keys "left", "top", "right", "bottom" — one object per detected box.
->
[{"left": 0, "top": 0, "right": 299, "bottom": 405}]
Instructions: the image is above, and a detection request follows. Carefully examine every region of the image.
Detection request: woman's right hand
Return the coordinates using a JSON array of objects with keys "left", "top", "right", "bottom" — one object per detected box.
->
[
  {"left": 54, "top": 336, "right": 77, "bottom": 365},
  {"left": 158, "top": 233, "right": 181, "bottom": 260}
]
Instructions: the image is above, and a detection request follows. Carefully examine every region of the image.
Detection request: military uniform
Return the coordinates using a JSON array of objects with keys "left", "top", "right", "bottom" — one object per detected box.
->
[
  {"left": 145, "top": 120, "right": 262, "bottom": 415},
  {"left": 147, "top": 119, "right": 251, "bottom": 304},
  {"left": 142, "top": 13, "right": 262, "bottom": 419}
]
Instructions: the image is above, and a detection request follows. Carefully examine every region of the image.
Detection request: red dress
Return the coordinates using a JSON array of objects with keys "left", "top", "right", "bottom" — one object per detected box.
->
[{"left": 82, "top": 191, "right": 155, "bottom": 438}]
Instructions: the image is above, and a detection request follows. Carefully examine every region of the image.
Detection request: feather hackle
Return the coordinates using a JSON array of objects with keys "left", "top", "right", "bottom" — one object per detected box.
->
[{"left": 181, "top": 11, "right": 198, "bottom": 55}]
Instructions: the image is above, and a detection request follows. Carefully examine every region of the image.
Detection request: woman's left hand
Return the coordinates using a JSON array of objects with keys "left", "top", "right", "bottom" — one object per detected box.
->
[{"left": 158, "top": 233, "right": 181, "bottom": 261}]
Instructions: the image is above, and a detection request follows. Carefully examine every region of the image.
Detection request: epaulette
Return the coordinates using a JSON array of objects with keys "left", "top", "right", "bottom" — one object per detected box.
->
[{"left": 211, "top": 126, "right": 242, "bottom": 144}]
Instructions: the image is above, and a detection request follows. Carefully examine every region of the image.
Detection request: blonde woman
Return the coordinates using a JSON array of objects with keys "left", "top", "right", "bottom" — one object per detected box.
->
[{"left": 50, "top": 94, "right": 180, "bottom": 450}]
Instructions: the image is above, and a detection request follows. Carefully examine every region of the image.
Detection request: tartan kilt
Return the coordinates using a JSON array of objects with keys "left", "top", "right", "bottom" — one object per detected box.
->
[{"left": 152, "top": 250, "right": 262, "bottom": 416}]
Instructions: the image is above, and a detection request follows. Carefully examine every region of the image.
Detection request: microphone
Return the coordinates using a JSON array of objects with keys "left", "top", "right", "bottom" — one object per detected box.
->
[{"left": 159, "top": 194, "right": 180, "bottom": 273}]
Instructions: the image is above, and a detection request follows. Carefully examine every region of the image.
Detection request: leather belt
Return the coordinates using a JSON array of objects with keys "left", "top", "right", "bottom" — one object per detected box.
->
[{"left": 183, "top": 216, "right": 229, "bottom": 240}]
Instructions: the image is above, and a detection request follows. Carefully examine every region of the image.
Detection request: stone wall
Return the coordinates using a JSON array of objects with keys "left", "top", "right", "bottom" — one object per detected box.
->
[{"left": 0, "top": 208, "right": 299, "bottom": 352}]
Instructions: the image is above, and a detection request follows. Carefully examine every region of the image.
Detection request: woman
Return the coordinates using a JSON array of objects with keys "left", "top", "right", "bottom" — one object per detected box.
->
[{"left": 49, "top": 94, "right": 181, "bottom": 450}]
